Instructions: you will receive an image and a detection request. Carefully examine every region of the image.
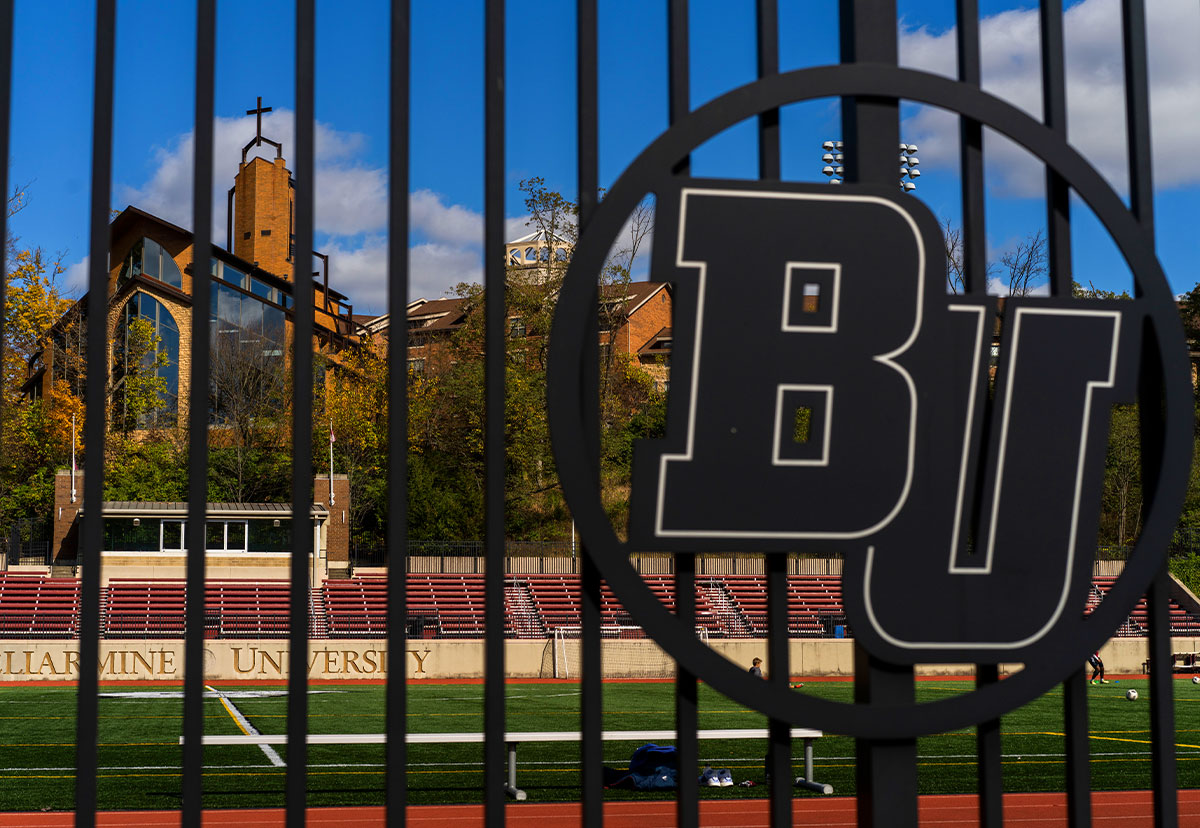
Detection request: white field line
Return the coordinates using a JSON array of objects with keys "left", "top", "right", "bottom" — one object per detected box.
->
[
  {"left": 206, "top": 684, "right": 284, "bottom": 767},
  {"left": 2, "top": 749, "right": 1196, "bottom": 776}
]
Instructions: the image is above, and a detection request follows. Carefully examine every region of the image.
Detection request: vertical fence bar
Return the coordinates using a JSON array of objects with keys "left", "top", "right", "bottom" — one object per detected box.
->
[
  {"left": 839, "top": 1, "right": 917, "bottom": 823},
  {"left": 955, "top": 0, "right": 986, "bottom": 293},
  {"left": 75, "top": 2, "right": 116, "bottom": 823},
  {"left": 674, "top": 555, "right": 698, "bottom": 828},
  {"left": 287, "top": 0, "right": 316, "bottom": 823},
  {"left": 766, "top": 556, "right": 791, "bottom": 828},
  {"left": 1063, "top": 668, "right": 1092, "bottom": 827},
  {"left": 575, "top": 1, "right": 603, "bottom": 824},
  {"left": 0, "top": 0, "right": 11, "bottom": 493},
  {"left": 0, "top": 2, "right": 9, "bottom": 663},
  {"left": 182, "top": 1, "right": 216, "bottom": 823},
  {"left": 483, "top": 0, "right": 506, "bottom": 823},
  {"left": 1147, "top": 566, "right": 1177, "bottom": 826},
  {"left": 756, "top": 0, "right": 779, "bottom": 181},
  {"left": 385, "top": 1, "right": 411, "bottom": 824},
  {"left": 1039, "top": 4, "right": 1094, "bottom": 823},
  {"left": 974, "top": 665, "right": 1002, "bottom": 827},
  {"left": 1040, "top": 0, "right": 1072, "bottom": 298},
  {"left": 667, "top": 2, "right": 697, "bottom": 825},
  {"left": 756, "top": 7, "right": 789, "bottom": 823},
  {"left": 667, "top": 0, "right": 690, "bottom": 178},
  {"left": 957, "top": 5, "right": 1001, "bottom": 822},
  {"left": 1120, "top": 2, "right": 1173, "bottom": 822},
  {"left": 1121, "top": 0, "right": 1154, "bottom": 235}
]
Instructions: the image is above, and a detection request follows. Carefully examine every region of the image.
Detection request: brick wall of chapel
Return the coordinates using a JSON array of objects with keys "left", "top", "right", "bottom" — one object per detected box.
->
[{"left": 233, "top": 156, "right": 293, "bottom": 279}]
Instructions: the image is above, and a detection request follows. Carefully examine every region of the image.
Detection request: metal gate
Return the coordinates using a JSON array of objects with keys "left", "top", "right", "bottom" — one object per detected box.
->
[{"left": 0, "top": 0, "right": 1185, "bottom": 826}]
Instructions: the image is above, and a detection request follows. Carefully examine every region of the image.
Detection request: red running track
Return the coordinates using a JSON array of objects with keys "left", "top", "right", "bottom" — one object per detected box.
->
[{"left": 0, "top": 792, "right": 1198, "bottom": 827}]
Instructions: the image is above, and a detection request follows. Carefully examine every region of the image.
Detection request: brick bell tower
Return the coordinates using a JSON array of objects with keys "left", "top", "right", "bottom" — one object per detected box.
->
[{"left": 230, "top": 97, "right": 294, "bottom": 280}]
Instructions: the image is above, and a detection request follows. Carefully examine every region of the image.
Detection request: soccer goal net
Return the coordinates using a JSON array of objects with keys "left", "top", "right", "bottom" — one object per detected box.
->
[{"left": 543, "top": 625, "right": 711, "bottom": 679}]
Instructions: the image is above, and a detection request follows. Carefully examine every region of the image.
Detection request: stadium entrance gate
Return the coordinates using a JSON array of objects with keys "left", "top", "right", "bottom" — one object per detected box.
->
[{"left": 23, "top": 1, "right": 1188, "bottom": 826}]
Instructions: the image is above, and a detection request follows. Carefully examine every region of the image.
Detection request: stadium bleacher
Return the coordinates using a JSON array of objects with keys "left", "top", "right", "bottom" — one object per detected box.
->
[
  {"left": 0, "top": 573, "right": 81, "bottom": 638},
  {"left": 0, "top": 571, "right": 1195, "bottom": 640}
]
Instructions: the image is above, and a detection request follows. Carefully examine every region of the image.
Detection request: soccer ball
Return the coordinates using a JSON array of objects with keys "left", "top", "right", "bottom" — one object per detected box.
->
[
  {"left": 1192, "top": 676, "right": 1199, "bottom": 685},
  {"left": 1126, "top": 689, "right": 1139, "bottom": 701}
]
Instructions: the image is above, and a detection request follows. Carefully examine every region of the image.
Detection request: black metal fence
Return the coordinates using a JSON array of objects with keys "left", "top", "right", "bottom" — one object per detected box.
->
[
  {"left": 0, "top": 519, "right": 50, "bottom": 567},
  {"left": 4, "top": 0, "right": 1181, "bottom": 826}
]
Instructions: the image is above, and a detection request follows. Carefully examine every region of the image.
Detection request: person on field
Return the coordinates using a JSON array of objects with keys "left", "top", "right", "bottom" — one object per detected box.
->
[
  {"left": 1089, "top": 651, "right": 1108, "bottom": 684},
  {"left": 749, "top": 657, "right": 764, "bottom": 678}
]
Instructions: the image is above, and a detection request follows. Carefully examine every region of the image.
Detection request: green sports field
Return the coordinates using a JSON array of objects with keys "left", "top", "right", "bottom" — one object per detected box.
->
[{"left": 0, "top": 678, "right": 1195, "bottom": 811}]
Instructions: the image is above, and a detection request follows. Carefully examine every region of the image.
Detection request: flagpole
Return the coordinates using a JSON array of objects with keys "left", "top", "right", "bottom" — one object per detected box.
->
[
  {"left": 71, "top": 413, "right": 77, "bottom": 503},
  {"left": 329, "top": 419, "right": 335, "bottom": 507}
]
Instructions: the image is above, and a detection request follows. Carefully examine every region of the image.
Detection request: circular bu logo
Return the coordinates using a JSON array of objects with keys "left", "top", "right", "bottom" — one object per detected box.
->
[{"left": 548, "top": 65, "right": 1192, "bottom": 738}]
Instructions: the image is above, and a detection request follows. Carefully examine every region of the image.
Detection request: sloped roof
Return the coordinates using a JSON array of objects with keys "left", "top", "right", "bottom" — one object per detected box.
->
[
  {"left": 407, "top": 296, "right": 471, "bottom": 332},
  {"left": 638, "top": 326, "right": 673, "bottom": 356},
  {"left": 90, "top": 502, "right": 329, "bottom": 517},
  {"left": 601, "top": 281, "right": 670, "bottom": 315},
  {"left": 508, "top": 229, "right": 572, "bottom": 246}
]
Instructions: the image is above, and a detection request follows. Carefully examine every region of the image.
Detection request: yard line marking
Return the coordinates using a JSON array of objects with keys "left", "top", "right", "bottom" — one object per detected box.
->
[
  {"left": 100, "top": 689, "right": 342, "bottom": 700},
  {"left": 206, "top": 684, "right": 284, "bottom": 767}
]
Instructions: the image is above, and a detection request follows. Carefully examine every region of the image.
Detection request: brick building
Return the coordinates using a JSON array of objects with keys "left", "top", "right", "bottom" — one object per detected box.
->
[
  {"left": 394, "top": 279, "right": 673, "bottom": 382},
  {"left": 26, "top": 101, "right": 359, "bottom": 579}
]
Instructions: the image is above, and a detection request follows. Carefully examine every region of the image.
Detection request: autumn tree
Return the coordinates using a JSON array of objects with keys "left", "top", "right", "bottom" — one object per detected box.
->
[
  {"left": 0, "top": 243, "right": 74, "bottom": 529},
  {"left": 319, "top": 339, "right": 389, "bottom": 545}
]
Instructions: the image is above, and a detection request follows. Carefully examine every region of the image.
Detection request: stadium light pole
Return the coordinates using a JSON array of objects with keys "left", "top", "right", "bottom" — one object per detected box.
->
[{"left": 822, "top": 141, "right": 921, "bottom": 191}]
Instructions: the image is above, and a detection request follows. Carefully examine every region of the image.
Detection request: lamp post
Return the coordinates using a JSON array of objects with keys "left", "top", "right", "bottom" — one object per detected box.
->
[{"left": 822, "top": 141, "right": 921, "bottom": 192}]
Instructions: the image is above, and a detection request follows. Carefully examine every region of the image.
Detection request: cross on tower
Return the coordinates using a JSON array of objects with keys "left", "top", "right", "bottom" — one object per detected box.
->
[{"left": 247, "top": 96, "right": 272, "bottom": 146}]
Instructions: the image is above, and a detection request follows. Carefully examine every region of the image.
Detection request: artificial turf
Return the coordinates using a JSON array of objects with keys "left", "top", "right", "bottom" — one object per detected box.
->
[{"left": 0, "top": 677, "right": 1194, "bottom": 810}]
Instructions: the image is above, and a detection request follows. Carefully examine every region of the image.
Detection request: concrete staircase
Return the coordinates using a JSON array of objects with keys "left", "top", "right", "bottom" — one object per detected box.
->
[
  {"left": 699, "top": 579, "right": 753, "bottom": 638},
  {"left": 504, "top": 579, "right": 545, "bottom": 638}
]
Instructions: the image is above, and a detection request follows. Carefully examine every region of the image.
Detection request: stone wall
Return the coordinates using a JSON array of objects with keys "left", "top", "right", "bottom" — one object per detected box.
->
[{"left": 0, "top": 635, "right": 1185, "bottom": 682}]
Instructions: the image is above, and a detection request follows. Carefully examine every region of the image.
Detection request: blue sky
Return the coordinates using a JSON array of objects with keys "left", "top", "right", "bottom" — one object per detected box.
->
[{"left": 6, "top": 0, "right": 1198, "bottom": 314}]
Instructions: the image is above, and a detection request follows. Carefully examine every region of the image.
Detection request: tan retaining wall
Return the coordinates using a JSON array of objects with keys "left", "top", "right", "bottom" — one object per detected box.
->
[{"left": 0, "top": 635, "right": 1187, "bottom": 681}]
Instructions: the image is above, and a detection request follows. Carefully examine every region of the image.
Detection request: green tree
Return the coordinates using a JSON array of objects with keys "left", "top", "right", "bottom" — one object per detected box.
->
[{"left": 207, "top": 335, "right": 292, "bottom": 503}]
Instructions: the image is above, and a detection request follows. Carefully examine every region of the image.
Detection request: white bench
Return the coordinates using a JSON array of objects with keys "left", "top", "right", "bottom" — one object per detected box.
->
[{"left": 188, "top": 727, "right": 831, "bottom": 800}]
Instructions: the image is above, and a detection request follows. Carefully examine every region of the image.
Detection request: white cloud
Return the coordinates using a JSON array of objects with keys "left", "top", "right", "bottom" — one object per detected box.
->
[
  {"left": 119, "top": 113, "right": 557, "bottom": 311},
  {"left": 63, "top": 255, "right": 88, "bottom": 297},
  {"left": 899, "top": 0, "right": 1200, "bottom": 197},
  {"left": 315, "top": 166, "right": 387, "bottom": 236},
  {"left": 410, "top": 189, "right": 482, "bottom": 245},
  {"left": 985, "top": 275, "right": 1052, "bottom": 297},
  {"left": 323, "top": 235, "right": 389, "bottom": 312},
  {"left": 119, "top": 109, "right": 384, "bottom": 244},
  {"left": 410, "top": 243, "right": 483, "bottom": 301}
]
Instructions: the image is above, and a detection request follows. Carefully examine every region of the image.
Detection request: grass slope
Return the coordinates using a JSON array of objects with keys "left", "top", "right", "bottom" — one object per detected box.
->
[{"left": 0, "top": 678, "right": 1194, "bottom": 810}]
